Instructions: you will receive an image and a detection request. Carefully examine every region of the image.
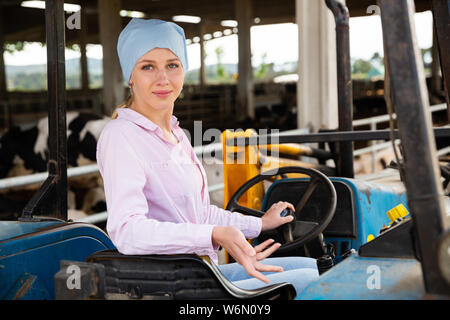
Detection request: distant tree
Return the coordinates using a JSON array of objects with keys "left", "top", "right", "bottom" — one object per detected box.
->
[
  {"left": 370, "top": 52, "right": 384, "bottom": 67},
  {"left": 215, "top": 46, "right": 227, "bottom": 80},
  {"left": 352, "top": 58, "right": 372, "bottom": 75},
  {"left": 66, "top": 43, "right": 80, "bottom": 52},
  {"left": 255, "top": 52, "right": 273, "bottom": 81},
  {"left": 3, "top": 41, "right": 27, "bottom": 54},
  {"left": 3, "top": 41, "right": 49, "bottom": 55}
]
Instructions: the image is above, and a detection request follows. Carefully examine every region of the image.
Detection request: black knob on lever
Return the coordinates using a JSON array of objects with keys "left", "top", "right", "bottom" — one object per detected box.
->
[
  {"left": 278, "top": 208, "right": 296, "bottom": 243},
  {"left": 280, "top": 208, "right": 291, "bottom": 217},
  {"left": 280, "top": 208, "right": 296, "bottom": 228}
]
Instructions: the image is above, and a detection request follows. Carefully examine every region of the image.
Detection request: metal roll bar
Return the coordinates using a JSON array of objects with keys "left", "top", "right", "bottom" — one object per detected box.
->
[
  {"left": 378, "top": 0, "right": 450, "bottom": 295},
  {"left": 20, "top": 0, "right": 68, "bottom": 221}
]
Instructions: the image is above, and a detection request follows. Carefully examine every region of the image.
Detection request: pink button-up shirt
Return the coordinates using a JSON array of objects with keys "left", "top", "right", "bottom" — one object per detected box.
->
[{"left": 96, "top": 108, "right": 262, "bottom": 264}]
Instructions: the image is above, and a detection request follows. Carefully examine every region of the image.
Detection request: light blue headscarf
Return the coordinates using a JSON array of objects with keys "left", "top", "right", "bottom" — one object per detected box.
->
[{"left": 117, "top": 18, "right": 189, "bottom": 83}]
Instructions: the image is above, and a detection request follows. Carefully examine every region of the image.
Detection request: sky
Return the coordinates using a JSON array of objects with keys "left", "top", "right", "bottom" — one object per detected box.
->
[{"left": 4, "top": 11, "right": 433, "bottom": 69}]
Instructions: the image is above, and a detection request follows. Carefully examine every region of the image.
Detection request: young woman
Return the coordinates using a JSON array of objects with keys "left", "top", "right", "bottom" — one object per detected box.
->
[{"left": 96, "top": 18, "right": 319, "bottom": 296}]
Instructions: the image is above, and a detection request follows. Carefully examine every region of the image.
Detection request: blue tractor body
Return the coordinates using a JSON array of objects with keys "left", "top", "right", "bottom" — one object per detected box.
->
[
  {"left": 262, "top": 177, "right": 408, "bottom": 262},
  {"left": 259, "top": 177, "right": 429, "bottom": 300},
  {"left": 322, "top": 178, "right": 408, "bottom": 262},
  {"left": 0, "top": 221, "right": 115, "bottom": 299},
  {"left": 298, "top": 254, "right": 425, "bottom": 299}
]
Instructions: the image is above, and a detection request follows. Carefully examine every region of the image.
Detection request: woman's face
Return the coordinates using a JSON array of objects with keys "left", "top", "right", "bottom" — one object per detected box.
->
[{"left": 129, "top": 48, "right": 184, "bottom": 113}]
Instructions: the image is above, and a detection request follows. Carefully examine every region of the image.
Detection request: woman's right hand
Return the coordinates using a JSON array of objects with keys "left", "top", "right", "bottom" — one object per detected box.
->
[{"left": 212, "top": 226, "right": 283, "bottom": 283}]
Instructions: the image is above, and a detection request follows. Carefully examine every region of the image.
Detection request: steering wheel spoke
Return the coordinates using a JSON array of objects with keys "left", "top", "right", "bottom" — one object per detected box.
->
[
  {"left": 294, "top": 176, "right": 321, "bottom": 214},
  {"left": 282, "top": 225, "right": 294, "bottom": 243},
  {"left": 227, "top": 203, "right": 265, "bottom": 218}
]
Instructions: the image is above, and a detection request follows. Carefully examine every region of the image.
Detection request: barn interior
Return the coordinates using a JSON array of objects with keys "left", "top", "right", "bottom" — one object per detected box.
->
[
  {"left": 0, "top": 0, "right": 446, "bottom": 132},
  {"left": 0, "top": 0, "right": 448, "bottom": 224}
]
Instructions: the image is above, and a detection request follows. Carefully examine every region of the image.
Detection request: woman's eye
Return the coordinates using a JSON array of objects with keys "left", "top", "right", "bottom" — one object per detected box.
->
[
  {"left": 142, "top": 64, "right": 153, "bottom": 70},
  {"left": 168, "top": 63, "right": 179, "bottom": 69}
]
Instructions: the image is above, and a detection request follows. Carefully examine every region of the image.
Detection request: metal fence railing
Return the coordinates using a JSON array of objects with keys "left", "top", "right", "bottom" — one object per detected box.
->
[
  {"left": 1, "top": 104, "right": 448, "bottom": 224},
  {"left": 352, "top": 103, "right": 448, "bottom": 174}
]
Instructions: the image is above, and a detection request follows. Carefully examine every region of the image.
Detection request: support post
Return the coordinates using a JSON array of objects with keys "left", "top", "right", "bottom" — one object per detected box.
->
[
  {"left": 325, "top": 0, "right": 354, "bottom": 178},
  {"left": 296, "top": 0, "right": 338, "bottom": 133},
  {"left": 430, "top": 25, "right": 441, "bottom": 98},
  {"left": 98, "top": 0, "right": 124, "bottom": 116},
  {"left": 79, "top": 2, "right": 89, "bottom": 94},
  {"left": 21, "top": 0, "right": 68, "bottom": 220},
  {"left": 199, "top": 23, "right": 206, "bottom": 86},
  {"left": 379, "top": 0, "right": 450, "bottom": 295},
  {"left": 0, "top": 6, "right": 7, "bottom": 103},
  {"left": 235, "top": 0, "right": 254, "bottom": 121},
  {"left": 431, "top": 0, "right": 450, "bottom": 123}
]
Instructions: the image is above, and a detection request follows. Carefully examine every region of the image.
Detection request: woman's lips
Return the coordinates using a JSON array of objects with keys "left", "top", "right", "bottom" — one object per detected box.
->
[{"left": 153, "top": 90, "right": 172, "bottom": 98}]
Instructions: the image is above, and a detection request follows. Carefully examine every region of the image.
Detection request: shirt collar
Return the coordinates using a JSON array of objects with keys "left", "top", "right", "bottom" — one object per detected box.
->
[{"left": 117, "top": 107, "right": 180, "bottom": 133}]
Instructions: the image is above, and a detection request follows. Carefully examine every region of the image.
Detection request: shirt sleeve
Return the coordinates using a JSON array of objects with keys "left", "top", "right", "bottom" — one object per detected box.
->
[
  {"left": 203, "top": 200, "right": 262, "bottom": 240},
  {"left": 185, "top": 139, "right": 262, "bottom": 241},
  {"left": 96, "top": 124, "right": 216, "bottom": 256}
]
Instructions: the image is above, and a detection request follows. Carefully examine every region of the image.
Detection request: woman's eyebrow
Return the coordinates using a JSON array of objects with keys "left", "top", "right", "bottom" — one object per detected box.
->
[{"left": 139, "top": 58, "right": 180, "bottom": 63}]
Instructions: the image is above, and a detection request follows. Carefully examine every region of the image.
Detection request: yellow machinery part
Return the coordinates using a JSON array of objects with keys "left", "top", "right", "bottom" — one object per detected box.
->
[
  {"left": 386, "top": 203, "right": 409, "bottom": 224},
  {"left": 260, "top": 143, "right": 316, "bottom": 157},
  {"left": 221, "top": 129, "right": 263, "bottom": 264},
  {"left": 221, "top": 131, "right": 313, "bottom": 210},
  {"left": 222, "top": 129, "right": 264, "bottom": 212},
  {"left": 260, "top": 156, "right": 316, "bottom": 180},
  {"left": 221, "top": 130, "right": 321, "bottom": 264},
  {"left": 378, "top": 204, "right": 410, "bottom": 237}
]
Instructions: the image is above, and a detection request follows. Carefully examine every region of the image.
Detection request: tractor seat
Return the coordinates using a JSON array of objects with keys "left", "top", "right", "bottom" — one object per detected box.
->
[{"left": 54, "top": 249, "right": 296, "bottom": 300}]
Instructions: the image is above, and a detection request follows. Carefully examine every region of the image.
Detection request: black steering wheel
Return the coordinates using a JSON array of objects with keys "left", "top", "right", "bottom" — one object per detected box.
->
[{"left": 225, "top": 166, "right": 337, "bottom": 254}]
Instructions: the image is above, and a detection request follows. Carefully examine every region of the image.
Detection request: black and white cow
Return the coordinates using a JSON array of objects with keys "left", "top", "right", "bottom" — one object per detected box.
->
[
  {"left": 0, "top": 124, "right": 45, "bottom": 178},
  {"left": 0, "top": 111, "right": 110, "bottom": 219},
  {"left": 33, "top": 111, "right": 110, "bottom": 171}
]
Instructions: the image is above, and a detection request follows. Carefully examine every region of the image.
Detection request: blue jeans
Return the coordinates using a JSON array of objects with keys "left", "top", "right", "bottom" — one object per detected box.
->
[{"left": 217, "top": 256, "right": 319, "bottom": 298}]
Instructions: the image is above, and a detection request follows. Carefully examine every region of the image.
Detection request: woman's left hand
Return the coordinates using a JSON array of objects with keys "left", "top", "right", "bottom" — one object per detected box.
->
[{"left": 261, "top": 201, "right": 296, "bottom": 231}]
